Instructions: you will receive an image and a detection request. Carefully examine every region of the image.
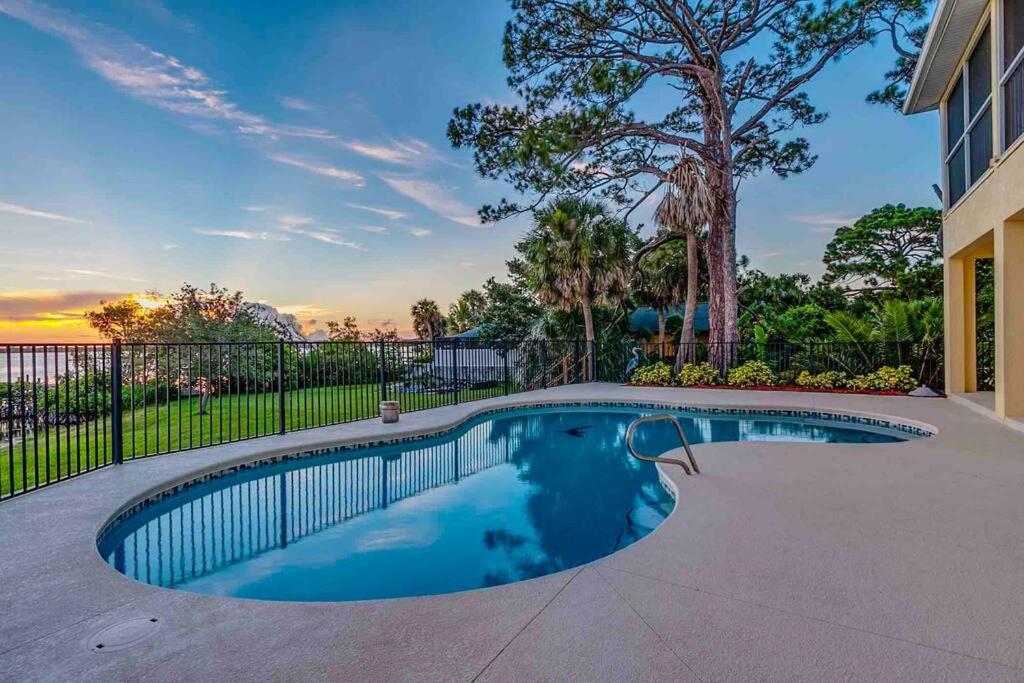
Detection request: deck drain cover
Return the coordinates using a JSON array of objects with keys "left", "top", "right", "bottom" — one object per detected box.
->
[{"left": 87, "top": 617, "right": 161, "bottom": 652}]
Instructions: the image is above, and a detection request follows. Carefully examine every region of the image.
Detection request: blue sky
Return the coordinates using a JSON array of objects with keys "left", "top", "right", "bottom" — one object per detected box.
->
[{"left": 0, "top": 0, "right": 941, "bottom": 340}]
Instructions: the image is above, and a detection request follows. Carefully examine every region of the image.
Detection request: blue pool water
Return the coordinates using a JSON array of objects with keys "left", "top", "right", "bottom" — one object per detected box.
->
[{"left": 98, "top": 405, "right": 914, "bottom": 601}]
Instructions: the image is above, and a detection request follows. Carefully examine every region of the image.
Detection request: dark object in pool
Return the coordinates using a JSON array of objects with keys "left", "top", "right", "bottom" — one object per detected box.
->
[{"left": 559, "top": 425, "right": 593, "bottom": 437}]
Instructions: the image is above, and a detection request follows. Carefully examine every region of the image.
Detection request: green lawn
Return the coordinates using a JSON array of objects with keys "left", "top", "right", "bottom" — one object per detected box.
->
[{"left": 1, "top": 382, "right": 506, "bottom": 497}]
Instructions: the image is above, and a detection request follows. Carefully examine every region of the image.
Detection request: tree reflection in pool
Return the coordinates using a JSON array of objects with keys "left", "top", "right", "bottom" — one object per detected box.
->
[{"left": 98, "top": 405, "right": 910, "bottom": 601}]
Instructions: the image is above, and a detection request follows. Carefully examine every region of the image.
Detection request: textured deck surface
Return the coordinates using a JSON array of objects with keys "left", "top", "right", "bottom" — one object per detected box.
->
[{"left": 2, "top": 384, "right": 1023, "bottom": 682}]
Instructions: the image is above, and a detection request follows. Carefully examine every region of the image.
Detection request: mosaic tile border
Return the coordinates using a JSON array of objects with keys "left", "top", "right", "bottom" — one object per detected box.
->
[{"left": 97, "top": 400, "right": 932, "bottom": 544}]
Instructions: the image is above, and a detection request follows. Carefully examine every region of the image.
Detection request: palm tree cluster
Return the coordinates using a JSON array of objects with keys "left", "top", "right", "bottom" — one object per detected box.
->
[{"left": 515, "top": 198, "right": 633, "bottom": 377}]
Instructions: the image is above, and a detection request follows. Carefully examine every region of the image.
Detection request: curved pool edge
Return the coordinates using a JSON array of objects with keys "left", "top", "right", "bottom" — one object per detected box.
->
[{"left": 94, "top": 397, "right": 937, "bottom": 554}]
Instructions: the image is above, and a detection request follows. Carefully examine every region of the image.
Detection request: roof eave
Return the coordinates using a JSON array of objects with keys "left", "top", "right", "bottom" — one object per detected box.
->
[{"left": 903, "top": 0, "right": 988, "bottom": 115}]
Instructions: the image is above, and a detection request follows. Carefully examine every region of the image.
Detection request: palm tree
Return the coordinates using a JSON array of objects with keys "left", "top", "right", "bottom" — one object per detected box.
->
[
  {"left": 634, "top": 235, "right": 688, "bottom": 349},
  {"left": 411, "top": 299, "right": 445, "bottom": 340},
  {"left": 448, "top": 289, "right": 486, "bottom": 332},
  {"left": 517, "top": 197, "right": 632, "bottom": 379},
  {"left": 651, "top": 156, "right": 713, "bottom": 370},
  {"left": 447, "top": 299, "right": 475, "bottom": 333}
]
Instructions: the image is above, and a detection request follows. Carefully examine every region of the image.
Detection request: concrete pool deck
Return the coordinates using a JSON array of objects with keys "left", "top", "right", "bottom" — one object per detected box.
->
[{"left": 2, "top": 383, "right": 1024, "bottom": 681}]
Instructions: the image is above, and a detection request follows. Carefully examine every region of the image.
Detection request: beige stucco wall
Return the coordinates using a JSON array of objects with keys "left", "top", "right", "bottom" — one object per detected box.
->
[
  {"left": 944, "top": 141, "right": 1024, "bottom": 257},
  {"left": 943, "top": 122, "right": 1024, "bottom": 419},
  {"left": 939, "top": 0, "right": 1024, "bottom": 418}
]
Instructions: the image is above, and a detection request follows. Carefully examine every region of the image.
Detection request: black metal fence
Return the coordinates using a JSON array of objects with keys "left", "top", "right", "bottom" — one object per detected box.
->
[
  {"left": 0, "top": 337, "right": 950, "bottom": 500},
  {"left": 1, "top": 339, "right": 595, "bottom": 499}
]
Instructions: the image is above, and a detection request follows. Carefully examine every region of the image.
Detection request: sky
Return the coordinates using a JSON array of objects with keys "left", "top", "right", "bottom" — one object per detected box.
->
[{"left": 0, "top": 0, "right": 942, "bottom": 342}]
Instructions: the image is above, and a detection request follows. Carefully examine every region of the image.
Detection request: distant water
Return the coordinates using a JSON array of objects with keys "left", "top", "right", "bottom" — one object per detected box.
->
[{"left": 0, "top": 349, "right": 78, "bottom": 383}]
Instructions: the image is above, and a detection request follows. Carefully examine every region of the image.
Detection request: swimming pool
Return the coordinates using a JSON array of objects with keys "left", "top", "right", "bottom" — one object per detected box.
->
[{"left": 98, "top": 404, "right": 921, "bottom": 602}]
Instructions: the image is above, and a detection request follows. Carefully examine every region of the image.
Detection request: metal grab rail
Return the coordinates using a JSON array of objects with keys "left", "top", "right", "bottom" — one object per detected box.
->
[{"left": 625, "top": 414, "right": 700, "bottom": 476}]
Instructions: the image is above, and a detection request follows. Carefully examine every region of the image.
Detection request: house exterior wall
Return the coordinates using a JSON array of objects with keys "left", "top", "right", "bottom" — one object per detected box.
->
[{"left": 937, "top": 0, "right": 1024, "bottom": 417}]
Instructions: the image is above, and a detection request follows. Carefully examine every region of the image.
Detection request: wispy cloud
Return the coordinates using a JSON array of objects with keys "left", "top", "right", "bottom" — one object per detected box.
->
[
  {"left": 0, "top": 1, "right": 330, "bottom": 143},
  {"left": 794, "top": 213, "right": 856, "bottom": 234},
  {"left": 274, "top": 214, "right": 314, "bottom": 227},
  {"left": 243, "top": 206, "right": 267, "bottom": 213},
  {"left": 136, "top": 0, "right": 197, "bottom": 33},
  {"left": 356, "top": 225, "right": 390, "bottom": 234},
  {"left": 281, "top": 97, "right": 317, "bottom": 112},
  {"left": 339, "top": 138, "right": 465, "bottom": 171},
  {"left": 276, "top": 303, "right": 331, "bottom": 317},
  {"left": 408, "top": 228, "right": 432, "bottom": 238},
  {"left": 37, "top": 269, "right": 148, "bottom": 283},
  {"left": 195, "top": 229, "right": 289, "bottom": 241},
  {"left": 338, "top": 138, "right": 434, "bottom": 165},
  {"left": 0, "top": 289, "right": 128, "bottom": 322},
  {"left": 346, "top": 203, "right": 408, "bottom": 220},
  {"left": 0, "top": 200, "right": 87, "bottom": 224},
  {"left": 269, "top": 154, "right": 364, "bottom": 186},
  {"left": 278, "top": 224, "right": 365, "bottom": 250},
  {"left": 380, "top": 176, "right": 479, "bottom": 227},
  {"left": 161, "top": 243, "right": 179, "bottom": 250}
]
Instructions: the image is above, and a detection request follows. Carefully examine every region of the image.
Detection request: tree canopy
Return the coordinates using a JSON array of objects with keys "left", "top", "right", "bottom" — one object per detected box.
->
[
  {"left": 822, "top": 204, "right": 941, "bottom": 299},
  {"left": 449, "top": 0, "right": 929, "bottom": 359},
  {"left": 86, "top": 284, "right": 284, "bottom": 343}
]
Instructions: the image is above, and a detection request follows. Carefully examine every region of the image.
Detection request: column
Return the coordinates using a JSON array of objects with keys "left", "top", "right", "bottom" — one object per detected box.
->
[{"left": 995, "top": 221, "right": 1024, "bottom": 418}]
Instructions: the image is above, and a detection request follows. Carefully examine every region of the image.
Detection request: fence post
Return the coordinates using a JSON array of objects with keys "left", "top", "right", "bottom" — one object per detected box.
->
[
  {"left": 452, "top": 340, "right": 460, "bottom": 404},
  {"left": 502, "top": 341, "right": 510, "bottom": 395},
  {"left": 574, "top": 341, "right": 582, "bottom": 384},
  {"left": 588, "top": 340, "right": 597, "bottom": 382},
  {"left": 111, "top": 339, "right": 123, "bottom": 465},
  {"left": 540, "top": 341, "right": 548, "bottom": 389},
  {"left": 277, "top": 340, "right": 286, "bottom": 435},
  {"left": 378, "top": 338, "right": 388, "bottom": 403}
]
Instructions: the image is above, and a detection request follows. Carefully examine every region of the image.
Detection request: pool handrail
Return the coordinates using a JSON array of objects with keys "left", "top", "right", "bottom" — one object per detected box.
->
[{"left": 625, "top": 414, "right": 700, "bottom": 475}]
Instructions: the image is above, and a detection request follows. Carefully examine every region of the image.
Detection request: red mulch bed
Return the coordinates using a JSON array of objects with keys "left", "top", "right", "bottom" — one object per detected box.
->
[{"left": 626, "top": 383, "right": 914, "bottom": 397}]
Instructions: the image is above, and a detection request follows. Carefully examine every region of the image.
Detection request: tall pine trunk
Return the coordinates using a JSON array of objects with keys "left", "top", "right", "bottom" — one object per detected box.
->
[{"left": 702, "top": 85, "right": 739, "bottom": 373}]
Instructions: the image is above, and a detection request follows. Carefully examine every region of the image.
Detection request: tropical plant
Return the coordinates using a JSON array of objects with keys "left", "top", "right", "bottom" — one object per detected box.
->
[
  {"left": 826, "top": 299, "right": 942, "bottom": 344},
  {"left": 634, "top": 233, "right": 688, "bottom": 348},
  {"left": 647, "top": 157, "right": 712, "bottom": 369},
  {"left": 410, "top": 299, "right": 446, "bottom": 340},
  {"left": 676, "top": 362, "right": 720, "bottom": 387},
  {"left": 629, "top": 361, "right": 674, "bottom": 387},
  {"left": 516, "top": 198, "right": 633, "bottom": 378},
  {"left": 796, "top": 370, "right": 849, "bottom": 390},
  {"left": 849, "top": 365, "right": 917, "bottom": 392},
  {"left": 447, "top": 289, "right": 487, "bottom": 333},
  {"left": 726, "top": 361, "right": 777, "bottom": 387}
]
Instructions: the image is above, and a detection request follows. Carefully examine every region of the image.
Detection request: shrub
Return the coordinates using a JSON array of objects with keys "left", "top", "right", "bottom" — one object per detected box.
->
[
  {"left": 726, "top": 360, "right": 777, "bottom": 387},
  {"left": 630, "top": 361, "right": 674, "bottom": 386},
  {"left": 795, "top": 370, "right": 849, "bottom": 390},
  {"left": 776, "top": 370, "right": 799, "bottom": 386},
  {"left": 849, "top": 365, "right": 917, "bottom": 392},
  {"left": 676, "top": 362, "right": 720, "bottom": 386}
]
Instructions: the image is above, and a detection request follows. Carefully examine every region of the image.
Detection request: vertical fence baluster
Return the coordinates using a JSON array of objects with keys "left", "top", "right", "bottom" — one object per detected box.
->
[
  {"left": 277, "top": 340, "right": 286, "bottom": 435},
  {"left": 112, "top": 340, "right": 123, "bottom": 464}
]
